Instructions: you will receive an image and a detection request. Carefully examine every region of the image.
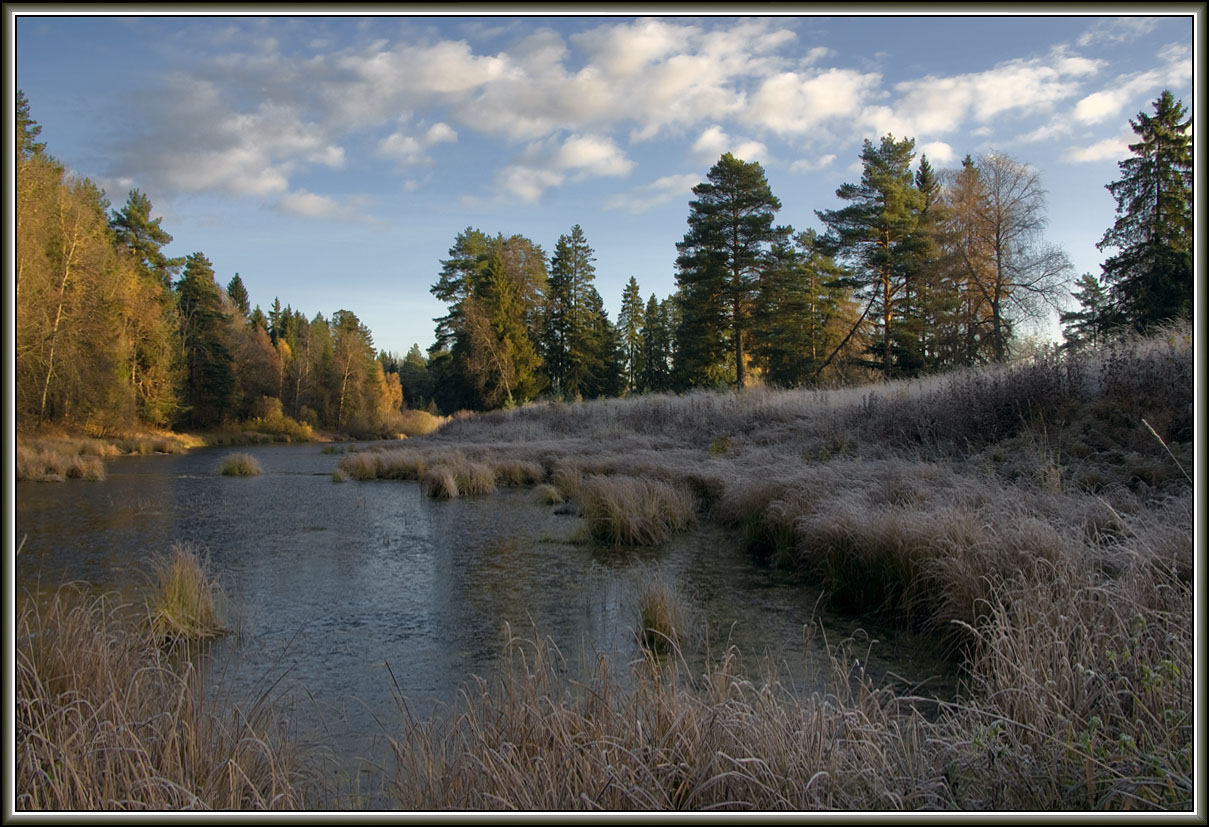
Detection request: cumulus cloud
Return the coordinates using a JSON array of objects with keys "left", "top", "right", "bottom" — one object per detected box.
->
[
  {"left": 918, "top": 142, "right": 956, "bottom": 165},
  {"left": 377, "top": 121, "right": 457, "bottom": 166},
  {"left": 111, "top": 73, "right": 344, "bottom": 202},
  {"left": 691, "top": 125, "right": 769, "bottom": 164},
  {"left": 275, "top": 189, "right": 374, "bottom": 222},
  {"left": 605, "top": 172, "right": 702, "bottom": 213},
  {"left": 1063, "top": 134, "right": 1132, "bottom": 163},
  {"left": 745, "top": 68, "right": 882, "bottom": 137},
  {"left": 789, "top": 154, "right": 836, "bottom": 173},
  {"left": 887, "top": 48, "right": 1104, "bottom": 139},
  {"left": 496, "top": 133, "right": 635, "bottom": 202}
]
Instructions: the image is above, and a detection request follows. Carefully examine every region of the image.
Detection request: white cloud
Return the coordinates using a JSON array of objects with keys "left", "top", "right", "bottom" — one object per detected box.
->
[
  {"left": 275, "top": 189, "right": 372, "bottom": 221},
  {"left": 113, "top": 74, "right": 344, "bottom": 200},
  {"left": 691, "top": 125, "right": 768, "bottom": 164},
  {"left": 553, "top": 134, "right": 635, "bottom": 177},
  {"left": 377, "top": 121, "right": 458, "bottom": 166},
  {"left": 1076, "top": 17, "right": 1158, "bottom": 47},
  {"left": 746, "top": 68, "right": 881, "bottom": 137},
  {"left": 918, "top": 142, "right": 955, "bottom": 165},
  {"left": 790, "top": 154, "right": 836, "bottom": 173},
  {"left": 888, "top": 49, "right": 1104, "bottom": 140},
  {"left": 569, "top": 17, "right": 684, "bottom": 77},
  {"left": 1063, "top": 134, "right": 1131, "bottom": 163},
  {"left": 605, "top": 172, "right": 702, "bottom": 213},
  {"left": 496, "top": 165, "right": 564, "bottom": 204},
  {"left": 495, "top": 133, "right": 634, "bottom": 202}
]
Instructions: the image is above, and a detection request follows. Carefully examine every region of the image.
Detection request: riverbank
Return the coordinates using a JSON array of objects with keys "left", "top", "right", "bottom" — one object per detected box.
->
[{"left": 13, "top": 325, "right": 1196, "bottom": 810}]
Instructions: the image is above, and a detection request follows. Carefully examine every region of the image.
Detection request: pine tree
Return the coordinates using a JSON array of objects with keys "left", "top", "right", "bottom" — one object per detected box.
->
[
  {"left": 16, "top": 90, "right": 46, "bottom": 158},
  {"left": 675, "top": 153, "right": 782, "bottom": 389},
  {"left": 1097, "top": 90, "right": 1193, "bottom": 330},
  {"left": 752, "top": 230, "right": 854, "bottom": 386},
  {"left": 617, "top": 276, "right": 646, "bottom": 392},
  {"left": 110, "top": 190, "right": 183, "bottom": 289},
  {"left": 816, "top": 135, "right": 926, "bottom": 379}
]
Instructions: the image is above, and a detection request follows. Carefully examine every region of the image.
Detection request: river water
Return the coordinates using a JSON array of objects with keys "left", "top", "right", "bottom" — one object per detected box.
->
[{"left": 14, "top": 441, "right": 957, "bottom": 785}]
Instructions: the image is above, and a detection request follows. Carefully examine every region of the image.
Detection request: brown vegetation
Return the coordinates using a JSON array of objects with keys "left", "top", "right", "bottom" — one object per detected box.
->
[
  {"left": 17, "top": 325, "right": 1193, "bottom": 811},
  {"left": 15, "top": 585, "right": 321, "bottom": 809}
]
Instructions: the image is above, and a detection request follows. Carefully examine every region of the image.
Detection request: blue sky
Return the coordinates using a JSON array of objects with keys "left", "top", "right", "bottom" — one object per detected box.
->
[{"left": 10, "top": 9, "right": 1198, "bottom": 357}]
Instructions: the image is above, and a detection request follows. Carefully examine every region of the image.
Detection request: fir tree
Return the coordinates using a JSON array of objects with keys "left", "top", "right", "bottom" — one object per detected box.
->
[
  {"left": 176, "top": 253, "right": 235, "bottom": 427},
  {"left": 617, "top": 276, "right": 646, "bottom": 393},
  {"left": 1097, "top": 90, "right": 1193, "bottom": 330}
]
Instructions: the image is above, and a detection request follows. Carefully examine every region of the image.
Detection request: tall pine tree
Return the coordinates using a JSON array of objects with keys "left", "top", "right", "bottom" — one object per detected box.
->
[
  {"left": 675, "top": 153, "right": 782, "bottom": 389},
  {"left": 816, "top": 135, "right": 927, "bottom": 380}
]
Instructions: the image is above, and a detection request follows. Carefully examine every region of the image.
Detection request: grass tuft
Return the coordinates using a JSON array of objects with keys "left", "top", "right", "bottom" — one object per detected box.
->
[
  {"left": 220, "top": 452, "right": 262, "bottom": 477},
  {"left": 147, "top": 543, "right": 227, "bottom": 644},
  {"left": 580, "top": 475, "right": 697, "bottom": 546}
]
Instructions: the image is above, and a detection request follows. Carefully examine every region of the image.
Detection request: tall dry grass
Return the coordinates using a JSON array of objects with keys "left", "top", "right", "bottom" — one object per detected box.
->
[
  {"left": 354, "top": 326, "right": 1193, "bottom": 810},
  {"left": 147, "top": 542, "right": 228, "bottom": 644},
  {"left": 15, "top": 585, "right": 321, "bottom": 810},
  {"left": 580, "top": 475, "right": 697, "bottom": 546}
]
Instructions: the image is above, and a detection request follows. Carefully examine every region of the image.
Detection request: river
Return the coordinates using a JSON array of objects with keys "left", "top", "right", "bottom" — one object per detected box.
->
[{"left": 14, "top": 441, "right": 957, "bottom": 789}]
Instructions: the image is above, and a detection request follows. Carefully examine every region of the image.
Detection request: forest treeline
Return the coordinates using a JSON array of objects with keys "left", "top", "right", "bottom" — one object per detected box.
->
[{"left": 14, "top": 89, "right": 1192, "bottom": 434}]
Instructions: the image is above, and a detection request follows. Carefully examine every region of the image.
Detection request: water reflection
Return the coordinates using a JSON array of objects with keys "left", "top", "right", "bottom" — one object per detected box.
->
[{"left": 15, "top": 442, "right": 957, "bottom": 769}]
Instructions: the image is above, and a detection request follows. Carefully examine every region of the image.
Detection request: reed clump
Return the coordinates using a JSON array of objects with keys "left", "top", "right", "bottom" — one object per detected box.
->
[
  {"left": 220, "top": 452, "right": 262, "bottom": 477},
  {"left": 15, "top": 585, "right": 319, "bottom": 810},
  {"left": 580, "top": 475, "right": 697, "bottom": 546},
  {"left": 421, "top": 465, "right": 459, "bottom": 499},
  {"left": 635, "top": 574, "right": 689, "bottom": 653},
  {"left": 147, "top": 543, "right": 228, "bottom": 644}
]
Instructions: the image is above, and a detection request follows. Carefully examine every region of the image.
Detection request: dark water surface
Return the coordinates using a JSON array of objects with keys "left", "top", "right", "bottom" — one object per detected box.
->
[{"left": 15, "top": 442, "right": 957, "bottom": 783}]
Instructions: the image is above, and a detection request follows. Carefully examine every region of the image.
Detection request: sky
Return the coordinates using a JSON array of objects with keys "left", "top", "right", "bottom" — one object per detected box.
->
[{"left": 8, "top": 7, "right": 1199, "bottom": 358}]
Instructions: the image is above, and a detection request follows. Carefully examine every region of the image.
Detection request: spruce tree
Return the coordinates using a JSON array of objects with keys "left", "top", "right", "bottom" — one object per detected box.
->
[
  {"left": 640, "top": 294, "right": 673, "bottom": 393},
  {"left": 226, "top": 273, "right": 251, "bottom": 317},
  {"left": 177, "top": 253, "right": 235, "bottom": 427},
  {"left": 675, "top": 153, "right": 782, "bottom": 389},
  {"left": 1097, "top": 90, "right": 1193, "bottom": 330},
  {"left": 617, "top": 276, "right": 646, "bottom": 392},
  {"left": 1060, "top": 273, "right": 1111, "bottom": 351},
  {"left": 541, "top": 226, "right": 597, "bottom": 398}
]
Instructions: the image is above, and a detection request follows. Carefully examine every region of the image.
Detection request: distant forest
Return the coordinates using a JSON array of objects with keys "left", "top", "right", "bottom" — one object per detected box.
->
[{"left": 14, "top": 90, "right": 1192, "bottom": 437}]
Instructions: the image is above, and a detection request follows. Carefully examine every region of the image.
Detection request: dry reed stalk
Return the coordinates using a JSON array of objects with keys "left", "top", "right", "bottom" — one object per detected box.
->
[{"left": 16, "top": 586, "right": 319, "bottom": 810}]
